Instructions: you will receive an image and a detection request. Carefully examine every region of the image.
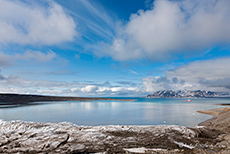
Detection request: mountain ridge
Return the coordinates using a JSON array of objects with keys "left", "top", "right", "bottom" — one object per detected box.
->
[{"left": 147, "top": 90, "right": 230, "bottom": 98}]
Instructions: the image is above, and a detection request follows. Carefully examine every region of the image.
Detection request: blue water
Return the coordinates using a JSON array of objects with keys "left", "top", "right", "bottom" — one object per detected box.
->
[{"left": 0, "top": 97, "right": 229, "bottom": 127}]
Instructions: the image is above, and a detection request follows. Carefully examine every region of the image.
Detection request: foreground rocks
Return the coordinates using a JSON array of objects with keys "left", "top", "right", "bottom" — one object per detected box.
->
[{"left": 0, "top": 117, "right": 227, "bottom": 154}]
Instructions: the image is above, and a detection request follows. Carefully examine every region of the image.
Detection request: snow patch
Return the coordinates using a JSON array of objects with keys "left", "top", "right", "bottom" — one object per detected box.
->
[
  {"left": 174, "top": 141, "right": 195, "bottom": 149},
  {"left": 124, "top": 147, "right": 167, "bottom": 153}
]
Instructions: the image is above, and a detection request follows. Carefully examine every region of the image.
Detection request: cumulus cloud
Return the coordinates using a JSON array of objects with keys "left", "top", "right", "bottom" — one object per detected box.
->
[
  {"left": 142, "top": 76, "right": 185, "bottom": 92},
  {"left": 0, "top": 0, "right": 77, "bottom": 45},
  {"left": 81, "top": 85, "right": 98, "bottom": 93},
  {"left": 142, "top": 57, "right": 230, "bottom": 92},
  {"left": 100, "top": 0, "right": 230, "bottom": 61},
  {"left": 94, "top": 86, "right": 140, "bottom": 96}
]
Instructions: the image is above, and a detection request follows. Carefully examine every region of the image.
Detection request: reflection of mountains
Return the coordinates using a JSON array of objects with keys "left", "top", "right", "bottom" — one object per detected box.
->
[{"left": 147, "top": 90, "right": 230, "bottom": 98}]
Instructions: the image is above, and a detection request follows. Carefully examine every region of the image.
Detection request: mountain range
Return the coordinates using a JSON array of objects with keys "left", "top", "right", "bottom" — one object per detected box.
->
[{"left": 147, "top": 90, "right": 230, "bottom": 98}]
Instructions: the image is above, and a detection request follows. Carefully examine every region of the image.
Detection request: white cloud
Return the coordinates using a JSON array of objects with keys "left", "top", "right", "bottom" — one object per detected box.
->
[
  {"left": 142, "top": 76, "right": 193, "bottom": 92},
  {"left": 0, "top": 0, "right": 77, "bottom": 45},
  {"left": 142, "top": 57, "right": 230, "bottom": 92},
  {"left": 81, "top": 85, "right": 98, "bottom": 93},
  {"left": 101, "top": 0, "right": 230, "bottom": 61},
  {"left": 79, "top": 85, "right": 141, "bottom": 96},
  {"left": 95, "top": 86, "right": 141, "bottom": 96}
]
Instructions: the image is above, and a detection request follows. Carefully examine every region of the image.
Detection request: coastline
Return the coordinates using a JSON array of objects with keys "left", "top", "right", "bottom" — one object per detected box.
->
[
  {"left": 0, "top": 106, "right": 230, "bottom": 153},
  {"left": 0, "top": 93, "right": 134, "bottom": 107}
]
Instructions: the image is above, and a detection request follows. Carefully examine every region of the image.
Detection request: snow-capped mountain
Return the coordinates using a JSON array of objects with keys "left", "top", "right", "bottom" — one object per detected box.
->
[{"left": 147, "top": 90, "right": 230, "bottom": 98}]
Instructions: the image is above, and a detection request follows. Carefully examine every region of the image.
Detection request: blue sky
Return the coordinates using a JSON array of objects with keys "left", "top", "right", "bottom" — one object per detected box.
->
[{"left": 0, "top": 0, "right": 230, "bottom": 96}]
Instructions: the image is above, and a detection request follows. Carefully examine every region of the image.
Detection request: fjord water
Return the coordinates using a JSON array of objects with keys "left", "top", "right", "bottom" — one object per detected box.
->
[{"left": 0, "top": 98, "right": 229, "bottom": 127}]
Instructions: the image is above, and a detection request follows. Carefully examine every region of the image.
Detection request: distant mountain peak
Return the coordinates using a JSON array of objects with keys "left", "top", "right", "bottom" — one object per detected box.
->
[{"left": 147, "top": 90, "right": 230, "bottom": 98}]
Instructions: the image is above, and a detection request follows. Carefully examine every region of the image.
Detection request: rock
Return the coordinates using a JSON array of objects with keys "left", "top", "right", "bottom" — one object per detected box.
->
[
  {"left": 0, "top": 119, "right": 227, "bottom": 153},
  {"left": 68, "top": 144, "right": 85, "bottom": 153}
]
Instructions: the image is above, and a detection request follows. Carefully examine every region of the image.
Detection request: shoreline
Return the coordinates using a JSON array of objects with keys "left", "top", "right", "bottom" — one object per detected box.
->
[
  {"left": 0, "top": 107, "right": 230, "bottom": 153},
  {"left": 197, "top": 107, "right": 230, "bottom": 116},
  {"left": 0, "top": 93, "right": 134, "bottom": 107}
]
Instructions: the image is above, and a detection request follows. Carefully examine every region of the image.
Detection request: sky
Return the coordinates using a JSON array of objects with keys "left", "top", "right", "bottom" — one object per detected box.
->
[{"left": 0, "top": 0, "right": 230, "bottom": 96}]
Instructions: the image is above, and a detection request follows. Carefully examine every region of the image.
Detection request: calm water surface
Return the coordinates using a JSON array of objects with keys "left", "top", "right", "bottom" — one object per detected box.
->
[{"left": 0, "top": 97, "right": 230, "bottom": 127}]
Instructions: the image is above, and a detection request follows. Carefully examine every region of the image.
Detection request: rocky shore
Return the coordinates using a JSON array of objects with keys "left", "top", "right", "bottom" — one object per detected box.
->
[{"left": 0, "top": 107, "right": 230, "bottom": 153}]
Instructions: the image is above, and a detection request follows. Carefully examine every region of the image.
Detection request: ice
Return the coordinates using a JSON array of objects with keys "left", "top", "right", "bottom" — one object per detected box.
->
[{"left": 124, "top": 147, "right": 167, "bottom": 153}]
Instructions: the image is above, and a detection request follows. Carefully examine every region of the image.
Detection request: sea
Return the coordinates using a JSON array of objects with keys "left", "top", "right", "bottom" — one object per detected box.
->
[{"left": 0, "top": 97, "right": 230, "bottom": 127}]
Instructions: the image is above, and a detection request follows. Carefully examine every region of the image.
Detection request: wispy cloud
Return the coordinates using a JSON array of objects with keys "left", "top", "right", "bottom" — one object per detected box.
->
[
  {"left": 129, "top": 69, "right": 138, "bottom": 75},
  {"left": 79, "top": 0, "right": 115, "bottom": 27},
  {"left": 47, "top": 70, "right": 77, "bottom": 76},
  {"left": 116, "top": 81, "right": 138, "bottom": 86},
  {"left": 60, "top": 0, "right": 117, "bottom": 44}
]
